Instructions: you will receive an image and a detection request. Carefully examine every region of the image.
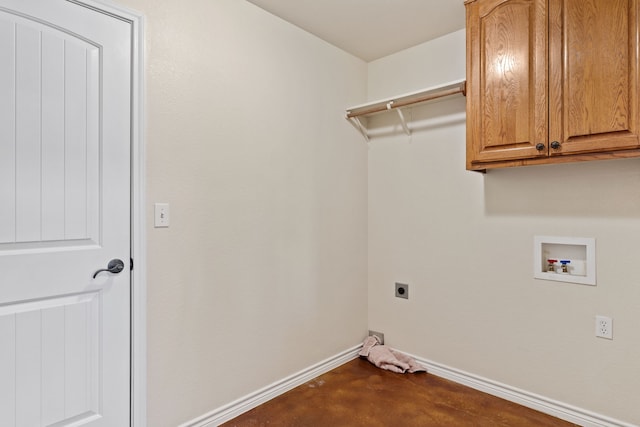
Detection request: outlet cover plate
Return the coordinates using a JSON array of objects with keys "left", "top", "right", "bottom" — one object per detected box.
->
[
  {"left": 595, "top": 315, "right": 613, "bottom": 339},
  {"left": 395, "top": 282, "right": 408, "bottom": 299}
]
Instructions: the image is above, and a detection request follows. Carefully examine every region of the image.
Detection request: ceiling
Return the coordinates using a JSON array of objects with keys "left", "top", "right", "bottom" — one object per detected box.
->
[{"left": 246, "top": 0, "right": 466, "bottom": 62}]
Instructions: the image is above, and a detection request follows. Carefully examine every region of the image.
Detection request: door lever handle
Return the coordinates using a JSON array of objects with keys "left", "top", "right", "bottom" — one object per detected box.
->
[{"left": 93, "top": 259, "right": 125, "bottom": 278}]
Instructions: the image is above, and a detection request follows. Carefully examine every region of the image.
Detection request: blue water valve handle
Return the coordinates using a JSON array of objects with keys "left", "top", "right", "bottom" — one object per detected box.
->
[{"left": 560, "top": 260, "right": 571, "bottom": 265}]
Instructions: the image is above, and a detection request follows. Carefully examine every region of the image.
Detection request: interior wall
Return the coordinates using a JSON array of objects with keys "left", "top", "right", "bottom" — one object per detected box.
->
[
  {"left": 367, "top": 29, "right": 640, "bottom": 425},
  {"left": 117, "top": 1, "right": 368, "bottom": 425}
]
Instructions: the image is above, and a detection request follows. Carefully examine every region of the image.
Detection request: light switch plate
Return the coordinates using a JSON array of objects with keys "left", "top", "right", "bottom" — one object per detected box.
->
[{"left": 154, "top": 203, "right": 170, "bottom": 227}]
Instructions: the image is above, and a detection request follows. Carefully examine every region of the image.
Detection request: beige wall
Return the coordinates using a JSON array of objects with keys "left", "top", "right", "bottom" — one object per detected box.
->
[
  {"left": 118, "top": 1, "right": 368, "bottom": 425},
  {"left": 104, "top": 0, "right": 638, "bottom": 423},
  {"left": 368, "top": 29, "right": 640, "bottom": 425}
]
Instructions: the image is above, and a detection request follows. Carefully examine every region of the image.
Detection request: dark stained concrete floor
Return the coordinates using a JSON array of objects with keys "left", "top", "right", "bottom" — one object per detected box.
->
[{"left": 222, "top": 357, "right": 578, "bottom": 426}]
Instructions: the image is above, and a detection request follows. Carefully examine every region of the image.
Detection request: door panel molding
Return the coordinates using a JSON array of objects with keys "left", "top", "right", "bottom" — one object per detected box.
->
[{"left": 0, "top": 9, "right": 102, "bottom": 246}]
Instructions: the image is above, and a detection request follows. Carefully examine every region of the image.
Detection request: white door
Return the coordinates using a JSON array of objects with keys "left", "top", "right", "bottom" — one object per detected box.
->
[{"left": 0, "top": 0, "right": 132, "bottom": 425}]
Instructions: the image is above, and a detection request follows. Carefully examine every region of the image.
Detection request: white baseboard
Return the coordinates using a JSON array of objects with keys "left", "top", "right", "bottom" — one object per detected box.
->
[
  {"left": 179, "top": 345, "right": 362, "bottom": 427},
  {"left": 179, "top": 343, "right": 635, "bottom": 427},
  {"left": 411, "top": 354, "right": 635, "bottom": 427}
]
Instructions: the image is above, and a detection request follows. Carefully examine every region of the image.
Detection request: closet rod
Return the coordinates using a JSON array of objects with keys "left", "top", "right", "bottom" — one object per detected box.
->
[{"left": 346, "top": 80, "right": 466, "bottom": 119}]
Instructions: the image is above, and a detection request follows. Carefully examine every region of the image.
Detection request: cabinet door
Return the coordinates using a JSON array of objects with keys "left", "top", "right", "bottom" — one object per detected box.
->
[
  {"left": 466, "top": 0, "right": 548, "bottom": 169},
  {"left": 549, "top": 0, "right": 640, "bottom": 155}
]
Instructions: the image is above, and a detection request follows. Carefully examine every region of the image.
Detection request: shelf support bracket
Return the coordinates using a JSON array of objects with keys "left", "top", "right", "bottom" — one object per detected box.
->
[
  {"left": 348, "top": 116, "right": 369, "bottom": 141},
  {"left": 396, "top": 108, "right": 411, "bottom": 135},
  {"left": 387, "top": 101, "right": 411, "bottom": 136}
]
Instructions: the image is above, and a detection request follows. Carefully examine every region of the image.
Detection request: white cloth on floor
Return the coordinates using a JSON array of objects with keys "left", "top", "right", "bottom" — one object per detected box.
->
[{"left": 358, "top": 335, "right": 426, "bottom": 374}]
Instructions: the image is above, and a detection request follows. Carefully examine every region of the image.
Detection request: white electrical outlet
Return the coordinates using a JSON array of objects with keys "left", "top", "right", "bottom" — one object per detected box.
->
[{"left": 595, "top": 315, "right": 613, "bottom": 339}]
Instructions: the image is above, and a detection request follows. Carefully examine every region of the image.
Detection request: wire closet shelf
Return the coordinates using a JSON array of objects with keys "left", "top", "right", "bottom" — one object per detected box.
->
[{"left": 345, "top": 79, "right": 466, "bottom": 140}]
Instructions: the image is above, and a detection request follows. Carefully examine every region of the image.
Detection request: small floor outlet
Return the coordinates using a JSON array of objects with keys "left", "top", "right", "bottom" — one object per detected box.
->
[
  {"left": 368, "top": 330, "right": 384, "bottom": 344},
  {"left": 595, "top": 315, "right": 613, "bottom": 339},
  {"left": 395, "top": 283, "right": 409, "bottom": 299}
]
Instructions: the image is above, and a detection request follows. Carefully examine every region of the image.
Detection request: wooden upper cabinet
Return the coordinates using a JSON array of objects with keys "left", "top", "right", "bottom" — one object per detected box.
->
[
  {"left": 549, "top": 0, "right": 640, "bottom": 155},
  {"left": 466, "top": 0, "right": 548, "bottom": 169},
  {"left": 466, "top": 0, "right": 640, "bottom": 171}
]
